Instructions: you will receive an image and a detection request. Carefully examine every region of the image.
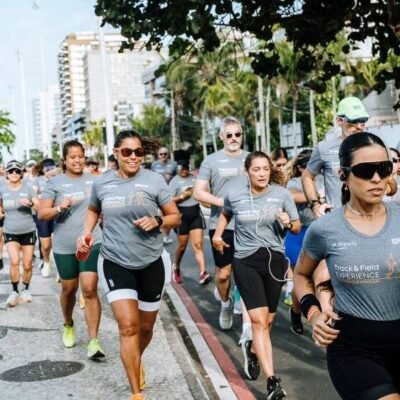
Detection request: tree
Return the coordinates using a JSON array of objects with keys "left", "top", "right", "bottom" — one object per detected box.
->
[
  {"left": 130, "top": 104, "right": 168, "bottom": 141},
  {"left": 0, "top": 111, "right": 16, "bottom": 155},
  {"left": 29, "top": 149, "right": 44, "bottom": 163},
  {"left": 95, "top": 0, "right": 400, "bottom": 104},
  {"left": 82, "top": 120, "right": 105, "bottom": 162}
]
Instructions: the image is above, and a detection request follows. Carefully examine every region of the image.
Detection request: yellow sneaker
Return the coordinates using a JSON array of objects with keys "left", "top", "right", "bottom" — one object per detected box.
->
[
  {"left": 140, "top": 362, "right": 145, "bottom": 390},
  {"left": 87, "top": 338, "right": 105, "bottom": 360},
  {"left": 63, "top": 324, "right": 75, "bottom": 348}
]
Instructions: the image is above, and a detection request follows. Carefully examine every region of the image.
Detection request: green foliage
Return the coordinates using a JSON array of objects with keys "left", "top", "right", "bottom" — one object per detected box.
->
[
  {"left": 130, "top": 104, "right": 168, "bottom": 140},
  {"left": 82, "top": 120, "right": 105, "bottom": 162},
  {"left": 0, "top": 111, "right": 16, "bottom": 155},
  {"left": 29, "top": 148, "right": 44, "bottom": 163}
]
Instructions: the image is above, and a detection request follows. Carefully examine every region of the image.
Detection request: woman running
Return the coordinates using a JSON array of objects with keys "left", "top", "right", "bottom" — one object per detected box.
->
[
  {"left": 213, "top": 151, "right": 300, "bottom": 399},
  {"left": 1, "top": 160, "right": 38, "bottom": 306},
  {"left": 169, "top": 161, "right": 212, "bottom": 285},
  {"left": 76, "top": 130, "right": 180, "bottom": 400},
  {"left": 38, "top": 140, "right": 104, "bottom": 359},
  {"left": 295, "top": 132, "right": 400, "bottom": 400}
]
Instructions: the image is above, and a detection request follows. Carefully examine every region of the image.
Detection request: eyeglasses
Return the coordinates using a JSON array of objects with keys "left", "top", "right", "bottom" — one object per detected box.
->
[
  {"left": 343, "top": 117, "right": 369, "bottom": 126},
  {"left": 158, "top": 152, "right": 168, "bottom": 156},
  {"left": 393, "top": 157, "right": 400, "bottom": 163},
  {"left": 118, "top": 147, "right": 145, "bottom": 158},
  {"left": 341, "top": 161, "right": 393, "bottom": 180},
  {"left": 225, "top": 132, "right": 242, "bottom": 139},
  {"left": 7, "top": 169, "right": 22, "bottom": 175}
]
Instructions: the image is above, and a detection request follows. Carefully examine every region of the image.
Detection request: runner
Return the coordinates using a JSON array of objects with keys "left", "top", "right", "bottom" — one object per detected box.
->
[
  {"left": 295, "top": 132, "right": 400, "bottom": 400},
  {"left": 1, "top": 160, "right": 38, "bottom": 306},
  {"left": 383, "top": 147, "right": 400, "bottom": 204},
  {"left": 38, "top": 140, "right": 104, "bottom": 360},
  {"left": 77, "top": 130, "right": 180, "bottom": 400},
  {"left": 169, "top": 161, "right": 212, "bottom": 285},
  {"left": 0, "top": 165, "right": 7, "bottom": 270},
  {"left": 212, "top": 151, "right": 300, "bottom": 399},
  {"left": 270, "top": 147, "right": 289, "bottom": 172}
]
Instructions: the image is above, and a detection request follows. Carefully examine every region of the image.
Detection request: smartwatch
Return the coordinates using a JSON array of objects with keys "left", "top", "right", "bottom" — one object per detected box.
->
[{"left": 154, "top": 215, "right": 163, "bottom": 227}]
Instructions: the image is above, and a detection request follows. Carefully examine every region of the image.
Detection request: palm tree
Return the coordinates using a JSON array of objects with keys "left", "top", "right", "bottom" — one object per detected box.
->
[{"left": 82, "top": 120, "right": 105, "bottom": 162}]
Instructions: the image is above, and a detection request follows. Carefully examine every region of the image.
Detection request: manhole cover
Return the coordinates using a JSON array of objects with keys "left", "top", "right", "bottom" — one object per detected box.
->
[{"left": 0, "top": 360, "right": 84, "bottom": 382}]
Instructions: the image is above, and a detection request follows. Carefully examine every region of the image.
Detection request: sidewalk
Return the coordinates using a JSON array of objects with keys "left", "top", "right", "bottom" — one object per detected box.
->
[{"left": 0, "top": 255, "right": 231, "bottom": 400}]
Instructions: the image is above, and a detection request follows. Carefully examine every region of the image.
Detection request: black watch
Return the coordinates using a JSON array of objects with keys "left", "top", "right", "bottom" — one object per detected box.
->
[
  {"left": 154, "top": 215, "right": 163, "bottom": 227},
  {"left": 309, "top": 199, "right": 321, "bottom": 209}
]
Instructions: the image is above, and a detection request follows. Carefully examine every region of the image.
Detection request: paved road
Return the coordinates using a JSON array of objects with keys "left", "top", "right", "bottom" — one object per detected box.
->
[{"left": 164, "top": 229, "right": 340, "bottom": 400}]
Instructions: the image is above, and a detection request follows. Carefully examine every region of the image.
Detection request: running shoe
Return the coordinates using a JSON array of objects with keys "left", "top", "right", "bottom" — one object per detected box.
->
[
  {"left": 163, "top": 235, "right": 173, "bottom": 244},
  {"left": 63, "top": 323, "right": 75, "bottom": 348},
  {"left": 199, "top": 271, "right": 212, "bottom": 285},
  {"left": 219, "top": 296, "right": 233, "bottom": 330},
  {"left": 242, "top": 340, "right": 260, "bottom": 380},
  {"left": 6, "top": 291, "right": 20, "bottom": 307},
  {"left": 140, "top": 362, "right": 145, "bottom": 390},
  {"left": 289, "top": 307, "right": 304, "bottom": 335},
  {"left": 233, "top": 299, "right": 242, "bottom": 315},
  {"left": 172, "top": 264, "right": 182, "bottom": 284},
  {"left": 213, "top": 286, "right": 221, "bottom": 302},
  {"left": 283, "top": 293, "right": 292, "bottom": 306},
  {"left": 41, "top": 262, "right": 51, "bottom": 278},
  {"left": 267, "top": 376, "right": 287, "bottom": 400},
  {"left": 0, "top": 258, "right": 3, "bottom": 270},
  {"left": 20, "top": 289, "right": 33, "bottom": 303},
  {"left": 87, "top": 338, "right": 105, "bottom": 359}
]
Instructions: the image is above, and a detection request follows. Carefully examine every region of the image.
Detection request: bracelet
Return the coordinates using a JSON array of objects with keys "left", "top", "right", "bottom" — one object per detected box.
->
[{"left": 300, "top": 294, "right": 322, "bottom": 319}]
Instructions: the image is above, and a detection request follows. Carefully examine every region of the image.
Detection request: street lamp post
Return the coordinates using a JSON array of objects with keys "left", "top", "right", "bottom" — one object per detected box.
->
[
  {"left": 17, "top": 50, "right": 30, "bottom": 160},
  {"left": 153, "top": 90, "right": 177, "bottom": 152}
]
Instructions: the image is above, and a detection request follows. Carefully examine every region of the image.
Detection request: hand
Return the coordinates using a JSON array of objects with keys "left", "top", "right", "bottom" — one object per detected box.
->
[
  {"left": 312, "top": 203, "right": 333, "bottom": 219},
  {"left": 76, "top": 233, "right": 93, "bottom": 253},
  {"left": 183, "top": 187, "right": 194, "bottom": 197},
  {"left": 212, "top": 236, "right": 230, "bottom": 255},
  {"left": 59, "top": 196, "right": 73, "bottom": 211},
  {"left": 310, "top": 310, "right": 341, "bottom": 348},
  {"left": 277, "top": 208, "right": 290, "bottom": 226},
  {"left": 19, "top": 198, "right": 32, "bottom": 207},
  {"left": 133, "top": 216, "right": 159, "bottom": 232}
]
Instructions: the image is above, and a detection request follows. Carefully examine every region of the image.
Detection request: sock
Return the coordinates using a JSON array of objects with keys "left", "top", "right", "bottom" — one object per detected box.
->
[
  {"left": 285, "top": 279, "right": 294, "bottom": 296},
  {"left": 12, "top": 282, "right": 19, "bottom": 293},
  {"left": 242, "top": 322, "right": 252, "bottom": 340},
  {"left": 221, "top": 298, "right": 231, "bottom": 308},
  {"left": 23, "top": 282, "right": 29, "bottom": 290}
]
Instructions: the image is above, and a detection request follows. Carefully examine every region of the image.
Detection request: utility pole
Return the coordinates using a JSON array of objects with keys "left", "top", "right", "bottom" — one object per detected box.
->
[
  {"left": 257, "top": 76, "right": 266, "bottom": 151},
  {"left": 17, "top": 50, "right": 30, "bottom": 160}
]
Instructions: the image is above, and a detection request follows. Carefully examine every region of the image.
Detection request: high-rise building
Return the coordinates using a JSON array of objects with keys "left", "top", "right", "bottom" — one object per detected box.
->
[
  {"left": 58, "top": 32, "right": 161, "bottom": 142},
  {"left": 32, "top": 84, "right": 61, "bottom": 154}
]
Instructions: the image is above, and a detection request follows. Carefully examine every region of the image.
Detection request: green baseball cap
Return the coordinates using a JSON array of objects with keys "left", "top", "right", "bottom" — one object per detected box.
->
[{"left": 337, "top": 96, "right": 369, "bottom": 120}]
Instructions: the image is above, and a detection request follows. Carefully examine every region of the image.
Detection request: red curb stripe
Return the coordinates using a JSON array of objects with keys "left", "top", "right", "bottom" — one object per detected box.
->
[{"left": 172, "top": 282, "right": 256, "bottom": 400}]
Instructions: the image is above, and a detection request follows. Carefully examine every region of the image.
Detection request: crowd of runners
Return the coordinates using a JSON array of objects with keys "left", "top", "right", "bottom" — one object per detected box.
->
[{"left": 1, "top": 96, "right": 400, "bottom": 400}]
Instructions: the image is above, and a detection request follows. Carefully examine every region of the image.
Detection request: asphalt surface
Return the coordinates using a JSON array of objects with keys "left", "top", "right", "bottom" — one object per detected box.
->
[{"left": 163, "top": 229, "right": 340, "bottom": 400}]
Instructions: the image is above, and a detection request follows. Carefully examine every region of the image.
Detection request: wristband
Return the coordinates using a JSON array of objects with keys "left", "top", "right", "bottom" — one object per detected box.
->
[
  {"left": 56, "top": 205, "right": 62, "bottom": 213},
  {"left": 300, "top": 294, "right": 322, "bottom": 319},
  {"left": 309, "top": 199, "right": 321, "bottom": 209}
]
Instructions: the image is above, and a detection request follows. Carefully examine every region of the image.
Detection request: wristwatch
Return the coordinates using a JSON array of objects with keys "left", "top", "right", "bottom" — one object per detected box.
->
[
  {"left": 309, "top": 199, "right": 321, "bottom": 209},
  {"left": 154, "top": 215, "right": 163, "bottom": 227}
]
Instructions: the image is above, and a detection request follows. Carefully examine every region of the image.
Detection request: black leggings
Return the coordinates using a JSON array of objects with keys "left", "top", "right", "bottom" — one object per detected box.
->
[{"left": 327, "top": 313, "right": 400, "bottom": 400}]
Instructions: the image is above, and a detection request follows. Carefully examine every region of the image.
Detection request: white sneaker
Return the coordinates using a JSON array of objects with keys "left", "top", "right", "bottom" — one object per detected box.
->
[
  {"left": 6, "top": 291, "right": 20, "bottom": 307},
  {"left": 233, "top": 299, "right": 242, "bottom": 315},
  {"left": 163, "top": 236, "right": 173, "bottom": 244},
  {"left": 219, "top": 297, "right": 234, "bottom": 330},
  {"left": 20, "top": 289, "right": 33, "bottom": 303},
  {"left": 41, "top": 262, "right": 51, "bottom": 277}
]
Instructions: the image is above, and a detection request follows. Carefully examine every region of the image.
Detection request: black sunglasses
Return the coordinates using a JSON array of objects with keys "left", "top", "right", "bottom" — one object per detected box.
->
[
  {"left": 118, "top": 147, "right": 145, "bottom": 158},
  {"left": 158, "top": 152, "right": 168, "bottom": 156},
  {"left": 7, "top": 169, "right": 22, "bottom": 175},
  {"left": 343, "top": 117, "right": 369, "bottom": 125},
  {"left": 226, "top": 132, "right": 242, "bottom": 139},
  {"left": 393, "top": 157, "right": 400, "bottom": 163},
  {"left": 341, "top": 161, "right": 393, "bottom": 180}
]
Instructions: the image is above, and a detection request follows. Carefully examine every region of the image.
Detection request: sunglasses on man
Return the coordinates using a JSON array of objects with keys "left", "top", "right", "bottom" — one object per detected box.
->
[
  {"left": 341, "top": 117, "right": 369, "bottom": 126},
  {"left": 158, "top": 152, "right": 168, "bottom": 156},
  {"left": 117, "top": 147, "right": 145, "bottom": 158},
  {"left": 225, "top": 132, "right": 242, "bottom": 139},
  {"left": 341, "top": 161, "right": 393, "bottom": 180},
  {"left": 7, "top": 169, "right": 22, "bottom": 175}
]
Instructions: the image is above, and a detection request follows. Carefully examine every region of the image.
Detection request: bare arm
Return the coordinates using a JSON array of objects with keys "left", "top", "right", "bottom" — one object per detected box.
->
[
  {"left": 211, "top": 211, "right": 232, "bottom": 254},
  {"left": 172, "top": 188, "right": 194, "bottom": 204},
  {"left": 289, "top": 188, "right": 307, "bottom": 204},
  {"left": 38, "top": 197, "right": 72, "bottom": 221},
  {"left": 194, "top": 179, "right": 223, "bottom": 207},
  {"left": 133, "top": 201, "right": 181, "bottom": 231}
]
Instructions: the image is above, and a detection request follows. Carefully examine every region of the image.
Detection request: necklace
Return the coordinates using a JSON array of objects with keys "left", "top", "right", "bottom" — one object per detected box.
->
[{"left": 346, "top": 202, "right": 382, "bottom": 217}]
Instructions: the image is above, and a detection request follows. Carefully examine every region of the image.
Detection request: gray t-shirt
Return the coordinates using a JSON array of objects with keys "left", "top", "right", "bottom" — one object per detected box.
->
[
  {"left": 306, "top": 136, "right": 342, "bottom": 208},
  {"left": 303, "top": 203, "right": 400, "bottom": 321},
  {"left": 41, "top": 173, "right": 102, "bottom": 254},
  {"left": 34, "top": 176, "right": 49, "bottom": 198},
  {"left": 151, "top": 160, "right": 178, "bottom": 182},
  {"left": 169, "top": 174, "right": 198, "bottom": 207},
  {"left": 198, "top": 149, "right": 249, "bottom": 229},
  {"left": 0, "top": 182, "right": 36, "bottom": 234},
  {"left": 223, "top": 178, "right": 299, "bottom": 258},
  {"left": 90, "top": 169, "right": 172, "bottom": 270}
]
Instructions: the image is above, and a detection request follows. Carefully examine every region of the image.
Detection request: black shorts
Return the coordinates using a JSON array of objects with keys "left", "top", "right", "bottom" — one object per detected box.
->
[
  {"left": 175, "top": 205, "right": 205, "bottom": 235},
  {"left": 4, "top": 231, "right": 36, "bottom": 246},
  {"left": 0, "top": 217, "right": 4, "bottom": 228},
  {"left": 34, "top": 215, "right": 54, "bottom": 238},
  {"left": 209, "top": 229, "right": 235, "bottom": 268},
  {"left": 233, "top": 247, "right": 287, "bottom": 313},
  {"left": 327, "top": 313, "right": 400, "bottom": 400},
  {"left": 99, "top": 257, "right": 165, "bottom": 312}
]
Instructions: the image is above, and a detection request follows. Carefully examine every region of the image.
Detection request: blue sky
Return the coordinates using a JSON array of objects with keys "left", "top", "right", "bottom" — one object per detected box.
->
[{"left": 0, "top": 0, "right": 115, "bottom": 159}]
